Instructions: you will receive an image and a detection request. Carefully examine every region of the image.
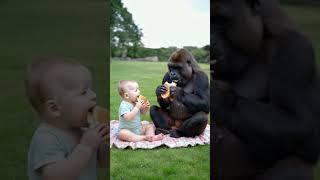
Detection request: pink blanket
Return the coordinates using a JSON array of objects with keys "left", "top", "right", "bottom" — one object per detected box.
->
[{"left": 110, "top": 120, "right": 210, "bottom": 149}]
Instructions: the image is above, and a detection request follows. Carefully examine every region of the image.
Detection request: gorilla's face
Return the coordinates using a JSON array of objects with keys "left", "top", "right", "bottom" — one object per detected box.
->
[
  {"left": 212, "top": 0, "right": 263, "bottom": 55},
  {"left": 168, "top": 60, "right": 193, "bottom": 86}
]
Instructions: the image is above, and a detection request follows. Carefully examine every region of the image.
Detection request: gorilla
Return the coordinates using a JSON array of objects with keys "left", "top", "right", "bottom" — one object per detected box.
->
[
  {"left": 150, "top": 49, "right": 209, "bottom": 138},
  {"left": 212, "top": 0, "right": 320, "bottom": 179}
]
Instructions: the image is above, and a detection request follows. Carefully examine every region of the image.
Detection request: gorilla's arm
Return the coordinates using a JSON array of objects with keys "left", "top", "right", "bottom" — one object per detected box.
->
[
  {"left": 214, "top": 30, "right": 320, "bottom": 164},
  {"left": 179, "top": 72, "right": 210, "bottom": 113},
  {"left": 156, "top": 72, "right": 171, "bottom": 108}
]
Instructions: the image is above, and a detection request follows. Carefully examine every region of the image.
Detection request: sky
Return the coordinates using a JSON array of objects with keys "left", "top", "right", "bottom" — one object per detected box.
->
[{"left": 122, "top": 0, "right": 210, "bottom": 49}]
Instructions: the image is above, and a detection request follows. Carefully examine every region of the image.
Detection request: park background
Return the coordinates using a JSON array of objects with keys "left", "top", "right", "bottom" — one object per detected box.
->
[
  {"left": 109, "top": 0, "right": 210, "bottom": 179},
  {"left": 0, "top": 0, "right": 319, "bottom": 179}
]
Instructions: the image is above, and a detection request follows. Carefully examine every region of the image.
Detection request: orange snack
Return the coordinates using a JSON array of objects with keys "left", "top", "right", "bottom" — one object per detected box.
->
[
  {"left": 86, "top": 106, "right": 109, "bottom": 143},
  {"left": 161, "top": 82, "right": 176, "bottom": 99},
  {"left": 87, "top": 106, "right": 108, "bottom": 125},
  {"left": 138, "top": 95, "right": 150, "bottom": 107}
]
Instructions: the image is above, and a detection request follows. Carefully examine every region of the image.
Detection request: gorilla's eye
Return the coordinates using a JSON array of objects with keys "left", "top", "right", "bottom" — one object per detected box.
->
[{"left": 169, "top": 65, "right": 182, "bottom": 71}]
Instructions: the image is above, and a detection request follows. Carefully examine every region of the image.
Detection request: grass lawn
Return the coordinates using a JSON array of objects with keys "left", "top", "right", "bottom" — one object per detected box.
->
[{"left": 110, "top": 60, "right": 210, "bottom": 179}]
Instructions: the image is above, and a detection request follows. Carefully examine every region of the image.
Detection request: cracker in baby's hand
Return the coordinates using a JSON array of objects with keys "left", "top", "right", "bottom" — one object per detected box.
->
[{"left": 138, "top": 95, "right": 150, "bottom": 108}]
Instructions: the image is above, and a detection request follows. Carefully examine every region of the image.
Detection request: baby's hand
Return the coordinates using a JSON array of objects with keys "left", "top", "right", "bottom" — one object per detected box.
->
[
  {"left": 135, "top": 98, "right": 144, "bottom": 109},
  {"left": 140, "top": 102, "right": 150, "bottom": 113},
  {"left": 80, "top": 123, "right": 108, "bottom": 150}
]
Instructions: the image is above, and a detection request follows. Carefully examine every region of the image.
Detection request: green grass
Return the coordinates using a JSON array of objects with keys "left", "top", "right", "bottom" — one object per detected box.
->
[
  {"left": 110, "top": 60, "right": 210, "bottom": 179},
  {"left": 109, "top": 61, "right": 210, "bottom": 121}
]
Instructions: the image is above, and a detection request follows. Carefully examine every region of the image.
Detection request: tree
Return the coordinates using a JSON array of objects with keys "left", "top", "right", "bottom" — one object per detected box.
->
[
  {"left": 110, "top": 0, "right": 143, "bottom": 57},
  {"left": 183, "top": 46, "right": 209, "bottom": 63}
]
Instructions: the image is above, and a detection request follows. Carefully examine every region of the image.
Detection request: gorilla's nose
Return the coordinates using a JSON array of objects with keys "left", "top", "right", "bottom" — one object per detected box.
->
[
  {"left": 170, "top": 72, "right": 179, "bottom": 83},
  {"left": 170, "top": 72, "right": 178, "bottom": 80},
  {"left": 170, "top": 72, "right": 176, "bottom": 77}
]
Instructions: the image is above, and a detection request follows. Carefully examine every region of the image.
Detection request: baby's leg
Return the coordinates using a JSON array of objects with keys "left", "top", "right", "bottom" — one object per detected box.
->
[
  {"left": 142, "top": 123, "right": 164, "bottom": 141},
  {"left": 143, "top": 123, "right": 155, "bottom": 136},
  {"left": 118, "top": 129, "right": 147, "bottom": 142}
]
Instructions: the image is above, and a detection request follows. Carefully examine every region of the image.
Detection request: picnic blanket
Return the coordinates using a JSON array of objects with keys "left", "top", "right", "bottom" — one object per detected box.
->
[{"left": 110, "top": 120, "right": 210, "bottom": 149}]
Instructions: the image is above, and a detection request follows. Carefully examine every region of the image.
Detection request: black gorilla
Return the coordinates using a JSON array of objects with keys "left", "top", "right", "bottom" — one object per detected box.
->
[
  {"left": 212, "top": 0, "right": 320, "bottom": 179},
  {"left": 150, "top": 49, "right": 209, "bottom": 138}
]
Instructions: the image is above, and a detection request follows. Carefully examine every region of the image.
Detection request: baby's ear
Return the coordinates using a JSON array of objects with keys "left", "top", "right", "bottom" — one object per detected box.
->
[{"left": 45, "top": 100, "right": 61, "bottom": 117}]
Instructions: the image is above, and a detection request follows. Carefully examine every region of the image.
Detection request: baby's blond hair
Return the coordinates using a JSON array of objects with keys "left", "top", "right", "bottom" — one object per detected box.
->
[
  {"left": 118, "top": 80, "right": 138, "bottom": 98},
  {"left": 25, "top": 57, "right": 81, "bottom": 114}
]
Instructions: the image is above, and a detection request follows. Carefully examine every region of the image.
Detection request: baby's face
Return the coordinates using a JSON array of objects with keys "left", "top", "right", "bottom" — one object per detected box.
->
[
  {"left": 124, "top": 82, "right": 140, "bottom": 103},
  {"left": 56, "top": 65, "right": 96, "bottom": 128}
]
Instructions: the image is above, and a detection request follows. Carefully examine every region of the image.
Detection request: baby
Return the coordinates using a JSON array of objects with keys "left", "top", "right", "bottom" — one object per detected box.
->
[
  {"left": 117, "top": 80, "right": 163, "bottom": 142},
  {"left": 26, "top": 58, "right": 108, "bottom": 180}
]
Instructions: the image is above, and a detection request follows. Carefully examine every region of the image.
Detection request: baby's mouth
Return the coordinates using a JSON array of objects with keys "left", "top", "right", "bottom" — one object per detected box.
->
[
  {"left": 86, "top": 106, "right": 95, "bottom": 126},
  {"left": 88, "top": 106, "right": 95, "bottom": 114}
]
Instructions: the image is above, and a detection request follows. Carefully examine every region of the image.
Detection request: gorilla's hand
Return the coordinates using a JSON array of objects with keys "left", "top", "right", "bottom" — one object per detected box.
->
[
  {"left": 170, "top": 86, "right": 181, "bottom": 99},
  {"left": 156, "top": 85, "right": 167, "bottom": 96},
  {"left": 212, "top": 80, "right": 237, "bottom": 125}
]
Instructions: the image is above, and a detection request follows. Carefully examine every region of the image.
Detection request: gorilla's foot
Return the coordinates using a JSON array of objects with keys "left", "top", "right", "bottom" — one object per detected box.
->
[
  {"left": 155, "top": 128, "right": 170, "bottom": 135},
  {"left": 169, "top": 129, "right": 181, "bottom": 138}
]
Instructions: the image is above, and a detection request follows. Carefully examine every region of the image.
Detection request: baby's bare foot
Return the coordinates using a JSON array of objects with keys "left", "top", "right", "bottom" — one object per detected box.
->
[
  {"left": 145, "top": 135, "right": 153, "bottom": 142},
  {"left": 151, "top": 134, "right": 164, "bottom": 141}
]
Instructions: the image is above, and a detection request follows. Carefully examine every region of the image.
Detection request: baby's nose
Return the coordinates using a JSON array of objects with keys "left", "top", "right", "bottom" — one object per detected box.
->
[{"left": 89, "top": 89, "right": 97, "bottom": 102}]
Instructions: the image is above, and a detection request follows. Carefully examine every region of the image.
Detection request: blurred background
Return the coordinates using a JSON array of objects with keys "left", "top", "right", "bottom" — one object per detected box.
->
[
  {"left": 0, "top": 0, "right": 109, "bottom": 179},
  {"left": 280, "top": 1, "right": 320, "bottom": 179},
  {"left": 280, "top": 0, "right": 320, "bottom": 65}
]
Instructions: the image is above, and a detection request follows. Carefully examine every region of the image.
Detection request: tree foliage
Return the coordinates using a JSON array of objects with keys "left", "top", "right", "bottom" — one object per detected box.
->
[
  {"left": 110, "top": 0, "right": 209, "bottom": 63},
  {"left": 110, "top": 0, "right": 143, "bottom": 57},
  {"left": 125, "top": 46, "right": 209, "bottom": 63}
]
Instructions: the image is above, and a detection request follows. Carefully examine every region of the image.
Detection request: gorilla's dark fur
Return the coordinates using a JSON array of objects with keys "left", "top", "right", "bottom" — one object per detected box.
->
[
  {"left": 150, "top": 49, "right": 209, "bottom": 138},
  {"left": 212, "top": 0, "right": 320, "bottom": 179}
]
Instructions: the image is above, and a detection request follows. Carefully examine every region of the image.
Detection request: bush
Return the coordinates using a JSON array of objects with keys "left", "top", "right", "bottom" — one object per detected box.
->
[{"left": 112, "top": 45, "right": 209, "bottom": 63}]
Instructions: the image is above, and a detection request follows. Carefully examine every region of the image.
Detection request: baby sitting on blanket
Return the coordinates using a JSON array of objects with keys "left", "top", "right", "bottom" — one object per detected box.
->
[{"left": 117, "top": 80, "right": 163, "bottom": 142}]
